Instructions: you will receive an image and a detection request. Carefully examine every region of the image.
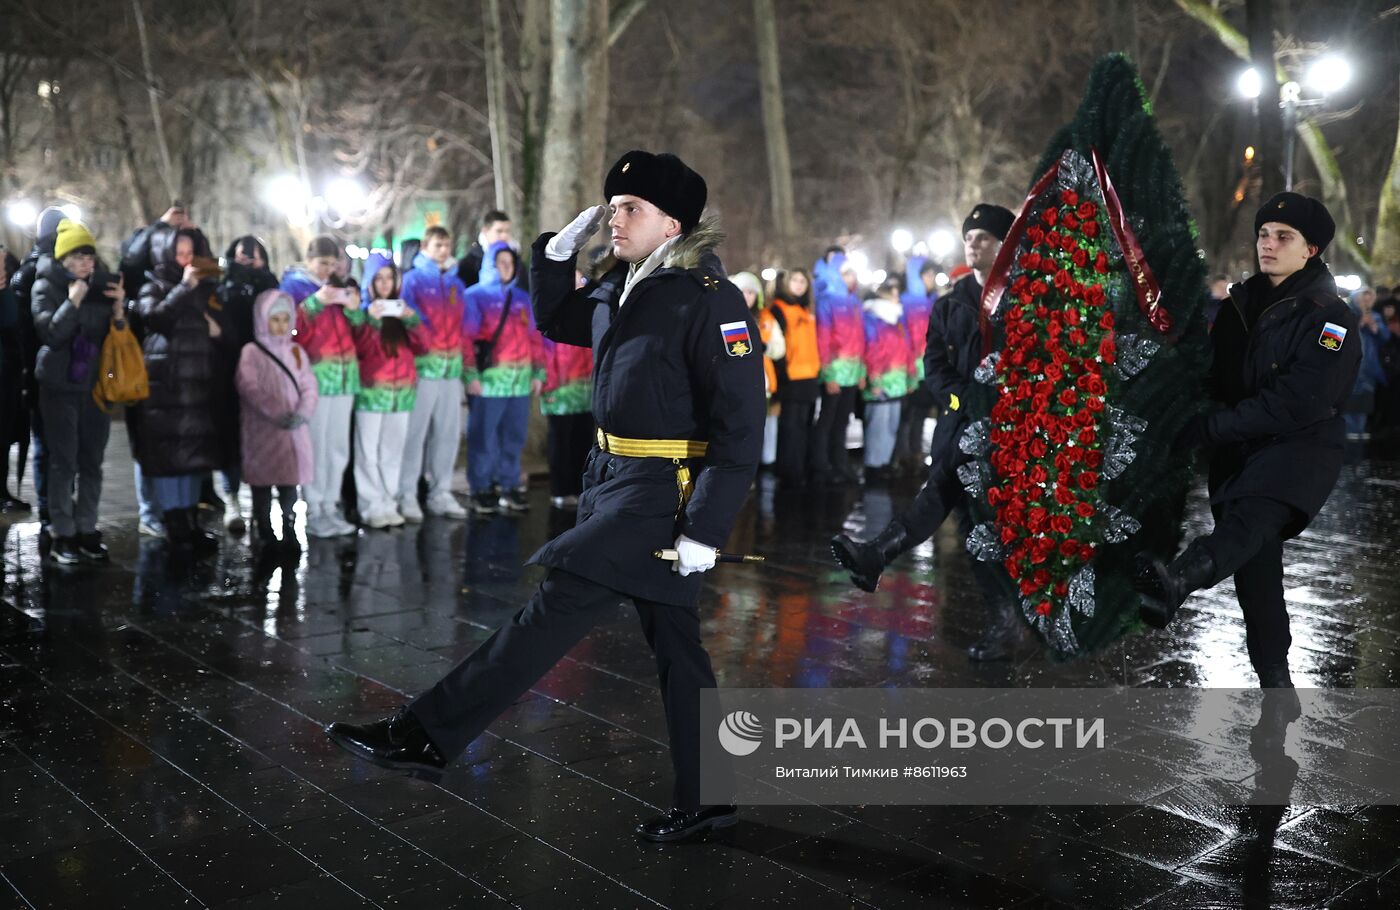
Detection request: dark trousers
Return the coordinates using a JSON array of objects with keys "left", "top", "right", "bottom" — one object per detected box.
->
[
  {"left": 1199, "top": 497, "right": 1297, "bottom": 671},
  {"left": 545, "top": 412, "right": 595, "bottom": 497},
  {"left": 410, "top": 568, "right": 719, "bottom": 811},
  {"left": 811, "top": 385, "right": 857, "bottom": 476},
  {"left": 31, "top": 399, "right": 48, "bottom": 524},
  {"left": 251, "top": 485, "right": 298, "bottom": 538},
  {"left": 894, "top": 386, "right": 934, "bottom": 461},
  {"left": 775, "top": 397, "right": 815, "bottom": 485},
  {"left": 895, "top": 411, "right": 1007, "bottom": 605}
]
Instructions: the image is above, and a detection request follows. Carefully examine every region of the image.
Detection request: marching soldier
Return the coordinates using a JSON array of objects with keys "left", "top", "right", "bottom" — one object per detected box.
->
[
  {"left": 328, "top": 150, "right": 766, "bottom": 843},
  {"left": 831, "top": 203, "right": 1026, "bottom": 661},
  {"left": 1136, "top": 192, "right": 1361, "bottom": 688}
]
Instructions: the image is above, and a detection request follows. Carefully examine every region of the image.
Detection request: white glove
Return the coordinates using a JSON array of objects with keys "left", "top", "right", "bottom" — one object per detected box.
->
[
  {"left": 673, "top": 534, "right": 717, "bottom": 576},
  {"left": 544, "top": 204, "right": 608, "bottom": 262}
]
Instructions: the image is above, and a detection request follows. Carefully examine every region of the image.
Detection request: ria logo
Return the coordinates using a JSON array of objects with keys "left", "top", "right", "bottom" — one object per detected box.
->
[{"left": 717, "top": 711, "right": 764, "bottom": 756}]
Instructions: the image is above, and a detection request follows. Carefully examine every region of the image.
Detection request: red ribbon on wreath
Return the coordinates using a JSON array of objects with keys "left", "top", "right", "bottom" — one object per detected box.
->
[{"left": 980, "top": 146, "right": 1170, "bottom": 356}]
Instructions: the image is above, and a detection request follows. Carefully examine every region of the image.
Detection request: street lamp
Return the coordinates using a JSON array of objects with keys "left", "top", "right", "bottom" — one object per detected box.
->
[
  {"left": 264, "top": 173, "right": 312, "bottom": 223},
  {"left": 890, "top": 228, "right": 913, "bottom": 254},
  {"left": 325, "top": 177, "right": 369, "bottom": 217},
  {"left": 1236, "top": 67, "right": 1262, "bottom": 100},
  {"left": 58, "top": 204, "right": 82, "bottom": 223},
  {"left": 928, "top": 228, "right": 956, "bottom": 260},
  {"left": 5, "top": 199, "right": 37, "bottom": 229},
  {"left": 1305, "top": 56, "right": 1352, "bottom": 95}
]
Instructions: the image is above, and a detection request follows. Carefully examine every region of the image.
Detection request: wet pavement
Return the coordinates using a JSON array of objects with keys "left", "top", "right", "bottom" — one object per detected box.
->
[{"left": 3, "top": 436, "right": 1399, "bottom": 909}]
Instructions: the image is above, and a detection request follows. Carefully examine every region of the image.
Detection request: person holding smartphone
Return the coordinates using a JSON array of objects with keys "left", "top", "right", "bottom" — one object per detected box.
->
[
  {"left": 29, "top": 219, "right": 126, "bottom": 565},
  {"left": 346, "top": 252, "right": 427, "bottom": 528}
]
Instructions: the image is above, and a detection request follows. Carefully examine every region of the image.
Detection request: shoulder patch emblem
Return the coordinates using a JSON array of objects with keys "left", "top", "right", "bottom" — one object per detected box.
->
[
  {"left": 721, "top": 320, "right": 752, "bottom": 357},
  {"left": 1318, "top": 321, "right": 1347, "bottom": 351}
]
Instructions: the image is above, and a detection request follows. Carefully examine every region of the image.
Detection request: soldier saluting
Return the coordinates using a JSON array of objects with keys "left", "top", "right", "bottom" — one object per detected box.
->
[
  {"left": 328, "top": 150, "right": 766, "bottom": 843},
  {"left": 1136, "top": 192, "right": 1361, "bottom": 689}
]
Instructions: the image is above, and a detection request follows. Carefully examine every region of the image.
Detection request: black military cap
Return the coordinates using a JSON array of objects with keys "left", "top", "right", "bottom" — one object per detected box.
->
[
  {"left": 604, "top": 150, "right": 707, "bottom": 233},
  {"left": 963, "top": 203, "right": 1014, "bottom": 241},
  {"left": 1255, "top": 191, "right": 1335, "bottom": 253}
]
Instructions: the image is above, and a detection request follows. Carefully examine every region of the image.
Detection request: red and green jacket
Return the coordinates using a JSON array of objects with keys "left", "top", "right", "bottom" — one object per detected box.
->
[
  {"left": 283, "top": 267, "right": 360, "bottom": 397},
  {"left": 861, "top": 299, "right": 918, "bottom": 401},
  {"left": 462, "top": 280, "right": 546, "bottom": 397},
  {"left": 346, "top": 306, "right": 428, "bottom": 413},
  {"left": 400, "top": 252, "right": 468, "bottom": 380},
  {"left": 540, "top": 337, "right": 593, "bottom": 416},
  {"left": 813, "top": 261, "right": 866, "bottom": 387}
]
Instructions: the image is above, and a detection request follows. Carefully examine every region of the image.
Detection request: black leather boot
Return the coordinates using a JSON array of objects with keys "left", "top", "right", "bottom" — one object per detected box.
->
[
  {"left": 163, "top": 509, "right": 192, "bottom": 551},
  {"left": 967, "top": 598, "right": 1020, "bottom": 662},
  {"left": 635, "top": 805, "right": 738, "bottom": 843},
  {"left": 326, "top": 706, "right": 447, "bottom": 772},
  {"left": 183, "top": 507, "right": 221, "bottom": 553},
  {"left": 1255, "top": 662, "right": 1294, "bottom": 689},
  {"left": 1135, "top": 539, "right": 1218, "bottom": 630},
  {"left": 830, "top": 522, "right": 911, "bottom": 593}
]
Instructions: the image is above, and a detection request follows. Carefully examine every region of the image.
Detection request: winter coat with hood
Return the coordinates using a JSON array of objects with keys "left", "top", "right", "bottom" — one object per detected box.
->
[
  {"left": 862, "top": 294, "right": 917, "bottom": 401},
  {"left": 767, "top": 289, "right": 820, "bottom": 399},
  {"left": 812, "top": 253, "right": 866, "bottom": 387},
  {"left": 527, "top": 215, "right": 765, "bottom": 608},
  {"left": 462, "top": 241, "right": 545, "bottom": 397},
  {"left": 211, "top": 236, "right": 278, "bottom": 460},
  {"left": 1204, "top": 257, "right": 1361, "bottom": 536},
  {"left": 30, "top": 251, "right": 119, "bottom": 394},
  {"left": 902, "top": 256, "right": 937, "bottom": 382},
  {"left": 236, "top": 290, "right": 318, "bottom": 487},
  {"left": 283, "top": 266, "right": 360, "bottom": 398},
  {"left": 401, "top": 250, "right": 469, "bottom": 380},
  {"left": 347, "top": 252, "right": 428, "bottom": 413},
  {"left": 131, "top": 228, "right": 233, "bottom": 475}
]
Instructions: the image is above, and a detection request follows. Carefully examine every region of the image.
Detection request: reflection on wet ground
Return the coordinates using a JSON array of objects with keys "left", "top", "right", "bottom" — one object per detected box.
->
[{"left": 3, "top": 437, "right": 1399, "bottom": 908}]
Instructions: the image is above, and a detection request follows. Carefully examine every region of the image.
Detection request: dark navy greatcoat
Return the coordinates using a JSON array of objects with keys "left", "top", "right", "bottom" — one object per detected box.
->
[
  {"left": 1205, "top": 261, "right": 1361, "bottom": 537},
  {"left": 526, "top": 225, "right": 765, "bottom": 607}
]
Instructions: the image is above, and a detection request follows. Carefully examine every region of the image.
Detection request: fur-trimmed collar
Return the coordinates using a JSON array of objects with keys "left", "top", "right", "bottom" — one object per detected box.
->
[{"left": 590, "top": 214, "right": 725, "bottom": 280}]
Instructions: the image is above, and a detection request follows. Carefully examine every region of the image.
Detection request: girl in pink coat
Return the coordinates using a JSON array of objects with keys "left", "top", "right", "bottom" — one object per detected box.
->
[{"left": 236, "top": 290, "right": 319, "bottom": 549}]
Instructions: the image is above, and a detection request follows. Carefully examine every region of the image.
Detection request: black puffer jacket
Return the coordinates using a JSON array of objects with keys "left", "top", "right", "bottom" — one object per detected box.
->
[
  {"left": 213, "top": 237, "right": 277, "bottom": 461},
  {"left": 131, "top": 230, "right": 232, "bottom": 476},
  {"left": 30, "top": 254, "right": 118, "bottom": 393}
]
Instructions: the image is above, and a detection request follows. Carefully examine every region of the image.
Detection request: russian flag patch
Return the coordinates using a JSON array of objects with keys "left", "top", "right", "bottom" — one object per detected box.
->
[
  {"left": 1318, "top": 322, "right": 1347, "bottom": 351},
  {"left": 721, "top": 320, "right": 752, "bottom": 357}
]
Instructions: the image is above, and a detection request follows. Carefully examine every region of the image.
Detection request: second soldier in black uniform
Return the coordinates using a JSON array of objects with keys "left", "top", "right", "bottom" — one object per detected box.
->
[
  {"left": 831, "top": 203, "right": 1026, "bottom": 661},
  {"left": 328, "top": 151, "right": 766, "bottom": 843},
  {"left": 1136, "top": 192, "right": 1360, "bottom": 688}
]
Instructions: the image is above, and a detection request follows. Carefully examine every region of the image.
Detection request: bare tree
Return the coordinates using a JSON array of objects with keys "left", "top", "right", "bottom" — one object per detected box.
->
[
  {"left": 752, "top": 0, "right": 798, "bottom": 264},
  {"left": 538, "top": 0, "right": 609, "bottom": 232}
]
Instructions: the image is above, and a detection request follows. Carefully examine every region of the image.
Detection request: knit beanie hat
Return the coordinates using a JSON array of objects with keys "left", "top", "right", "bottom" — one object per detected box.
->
[{"left": 54, "top": 219, "right": 97, "bottom": 261}]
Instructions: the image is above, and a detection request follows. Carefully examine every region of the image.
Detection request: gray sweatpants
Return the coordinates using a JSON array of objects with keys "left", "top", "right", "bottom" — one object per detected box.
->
[
  {"left": 38, "top": 387, "right": 111, "bottom": 538},
  {"left": 399, "top": 377, "right": 462, "bottom": 502}
]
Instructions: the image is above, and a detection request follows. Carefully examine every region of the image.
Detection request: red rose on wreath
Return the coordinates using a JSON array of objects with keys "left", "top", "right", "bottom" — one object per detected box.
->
[
  {"left": 1054, "top": 484, "right": 1076, "bottom": 505},
  {"left": 1059, "top": 539, "right": 1079, "bottom": 558},
  {"left": 1099, "top": 338, "right": 1116, "bottom": 362},
  {"left": 1060, "top": 189, "right": 1078, "bottom": 206},
  {"left": 1094, "top": 250, "right": 1110, "bottom": 273},
  {"left": 1082, "top": 220, "right": 1100, "bottom": 239},
  {"left": 1058, "top": 388, "right": 1077, "bottom": 407},
  {"left": 1062, "top": 213, "right": 1080, "bottom": 232},
  {"left": 1077, "top": 471, "right": 1099, "bottom": 490},
  {"left": 1076, "top": 501, "right": 1095, "bottom": 518},
  {"left": 1053, "top": 269, "right": 1072, "bottom": 290},
  {"left": 1085, "top": 449, "right": 1104, "bottom": 468},
  {"left": 1050, "top": 515, "right": 1073, "bottom": 535},
  {"left": 1071, "top": 248, "right": 1090, "bottom": 268},
  {"left": 1035, "top": 600, "right": 1053, "bottom": 617},
  {"left": 1042, "top": 207, "right": 1059, "bottom": 226},
  {"left": 1077, "top": 201, "right": 1098, "bottom": 220}
]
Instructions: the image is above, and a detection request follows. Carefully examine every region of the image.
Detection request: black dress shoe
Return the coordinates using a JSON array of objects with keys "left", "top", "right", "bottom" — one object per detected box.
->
[
  {"left": 831, "top": 522, "right": 911, "bottom": 593},
  {"left": 76, "top": 532, "right": 110, "bottom": 562},
  {"left": 1, "top": 496, "right": 31, "bottom": 514},
  {"left": 635, "top": 805, "right": 738, "bottom": 843},
  {"left": 326, "top": 707, "right": 447, "bottom": 772}
]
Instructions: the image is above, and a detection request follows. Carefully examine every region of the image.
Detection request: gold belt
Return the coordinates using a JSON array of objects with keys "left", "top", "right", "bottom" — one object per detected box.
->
[
  {"left": 596, "top": 429, "right": 707, "bottom": 512},
  {"left": 595, "top": 429, "right": 708, "bottom": 460}
]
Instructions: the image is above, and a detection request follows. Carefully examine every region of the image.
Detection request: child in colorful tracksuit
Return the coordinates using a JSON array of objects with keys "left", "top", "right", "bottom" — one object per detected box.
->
[
  {"left": 861, "top": 280, "right": 917, "bottom": 473},
  {"left": 236, "top": 290, "right": 318, "bottom": 550},
  {"left": 348, "top": 252, "right": 428, "bottom": 528},
  {"left": 461, "top": 241, "right": 545, "bottom": 515},
  {"left": 811, "top": 251, "right": 866, "bottom": 482},
  {"left": 539, "top": 269, "right": 594, "bottom": 507},
  {"left": 399, "top": 235, "right": 469, "bottom": 520},
  {"left": 895, "top": 256, "right": 938, "bottom": 472},
  {"left": 282, "top": 235, "right": 360, "bottom": 538}
]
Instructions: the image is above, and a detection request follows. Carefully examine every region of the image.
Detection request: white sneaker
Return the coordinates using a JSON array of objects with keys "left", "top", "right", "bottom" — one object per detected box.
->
[
  {"left": 425, "top": 493, "right": 467, "bottom": 519},
  {"left": 385, "top": 510, "right": 405, "bottom": 527},
  {"left": 306, "top": 512, "right": 337, "bottom": 539},
  {"left": 398, "top": 497, "right": 424, "bottom": 523},
  {"left": 328, "top": 511, "right": 357, "bottom": 535},
  {"left": 139, "top": 519, "right": 165, "bottom": 538},
  {"left": 225, "top": 501, "right": 246, "bottom": 535},
  {"left": 365, "top": 511, "right": 394, "bottom": 530}
]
